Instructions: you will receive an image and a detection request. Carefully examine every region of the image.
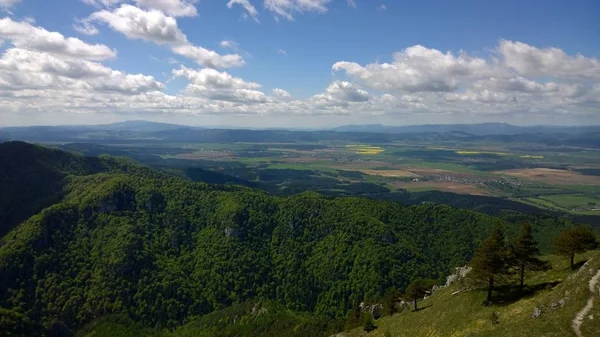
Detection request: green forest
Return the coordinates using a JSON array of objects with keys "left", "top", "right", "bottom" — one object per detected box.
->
[{"left": 0, "top": 142, "right": 588, "bottom": 336}]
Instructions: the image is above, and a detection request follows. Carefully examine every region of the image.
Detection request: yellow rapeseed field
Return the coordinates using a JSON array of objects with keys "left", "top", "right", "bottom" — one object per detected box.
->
[{"left": 346, "top": 144, "right": 384, "bottom": 155}]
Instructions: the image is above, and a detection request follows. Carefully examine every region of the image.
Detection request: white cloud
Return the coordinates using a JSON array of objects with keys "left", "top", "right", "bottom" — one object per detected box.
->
[
  {"left": 133, "top": 0, "right": 198, "bottom": 17},
  {"left": 264, "top": 0, "right": 332, "bottom": 21},
  {"left": 86, "top": 4, "right": 244, "bottom": 68},
  {"left": 1, "top": 26, "right": 598, "bottom": 126},
  {"left": 89, "top": 4, "right": 187, "bottom": 44},
  {"left": 311, "top": 81, "right": 370, "bottom": 107},
  {"left": 81, "top": 0, "right": 123, "bottom": 8},
  {"left": 498, "top": 40, "right": 600, "bottom": 79},
  {"left": 0, "top": 18, "right": 116, "bottom": 61},
  {"left": 82, "top": 0, "right": 198, "bottom": 17},
  {"left": 172, "top": 45, "right": 245, "bottom": 68},
  {"left": 323, "top": 80, "right": 370, "bottom": 102},
  {"left": 333, "top": 45, "right": 491, "bottom": 92},
  {"left": 277, "top": 49, "right": 287, "bottom": 55},
  {"left": 173, "top": 66, "right": 260, "bottom": 90},
  {"left": 0, "top": 48, "right": 163, "bottom": 94},
  {"left": 73, "top": 19, "right": 100, "bottom": 35},
  {"left": 220, "top": 39, "right": 239, "bottom": 51},
  {"left": 173, "top": 66, "right": 267, "bottom": 103},
  {"left": 272, "top": 88, "right": 292, "bottom": 99},
  {"left": 471, "top": 77, "right": 585, "bottom": 98},
  {"left": 444, "top": 90, "right": 515, "bottom": 103},
  {"left": 378, "top": 4, "right": 387, "bottom": 11},
  {"left": 347, "top": 0, "right": 356, "bottom": 8},
  {"left": 227, "top": 0, "right": 259, "bottom": 22}
]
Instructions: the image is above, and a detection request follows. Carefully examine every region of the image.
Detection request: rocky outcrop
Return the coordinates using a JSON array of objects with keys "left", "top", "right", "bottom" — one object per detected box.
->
[
  {"left": 359, "top": 302, "right": 383, "bottom": 319},
  {"left": 445, "top": 266, "right": 472, "bottom": 287}
]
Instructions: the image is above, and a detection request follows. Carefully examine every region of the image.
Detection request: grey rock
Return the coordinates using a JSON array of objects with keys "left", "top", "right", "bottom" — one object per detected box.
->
[
  {"left": 445, "top": 266, "right": 472, "bottom": 287},
  {"left": 359, "top": 302, "right": 383, "bottom": 319},
  {"left": 395, "top": 300, "right": 411, "bottom": 312},
  {"left": 532, "top": 307, "right": 543, "bottom": 318}
]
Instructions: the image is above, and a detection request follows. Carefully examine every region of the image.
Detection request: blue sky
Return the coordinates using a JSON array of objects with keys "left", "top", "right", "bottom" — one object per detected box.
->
[{"left": 0, "top": 0, "right": 599, "bottom": 127}]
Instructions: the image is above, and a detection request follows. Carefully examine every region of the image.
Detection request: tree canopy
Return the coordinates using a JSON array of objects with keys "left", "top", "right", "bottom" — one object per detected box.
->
[
  {"left": 0, "top": 142, "right": 591, "bottom": 336},
  {"left": 404, "top": 279, "right": 437, "bottom": 311},
  {"left": 554, "top": 226, "right": 599, "bottom": 269},
  {"left": 470, "top": 226, "right": 510, "bottom": 303}
]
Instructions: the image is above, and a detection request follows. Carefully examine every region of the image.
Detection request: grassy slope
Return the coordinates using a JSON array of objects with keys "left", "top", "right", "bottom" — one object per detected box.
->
[{"left": 345, "top": 251, "right": 600, "bottom": 337}]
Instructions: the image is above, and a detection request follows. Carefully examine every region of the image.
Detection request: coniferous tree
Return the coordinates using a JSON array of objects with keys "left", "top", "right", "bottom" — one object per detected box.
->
[
  {"left": 554, "top": 226, "right": 598, "bottom": 269},
  {"left": 404, "top": 279, "right": 437, "bottom": 311},
  {"left": 511, "top": 223, "right": 550, "bottom": 292},
  {"left": 382, "top": 287, "right": 401, "bottom": 316},
  {"left": 362, "top": 315, "right": 376, "bottom": 332},
  {"left": 471, "top": 225, "right": 509, "bottom": 303}
]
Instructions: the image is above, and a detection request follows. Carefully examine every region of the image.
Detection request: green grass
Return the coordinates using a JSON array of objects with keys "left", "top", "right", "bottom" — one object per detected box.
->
[
  {"left": 345, "top": 251, "right": 600, "bottom": 337},
  {"left": 265, "top": 163, "right": 315, "bottom": 170},
  {"left": 539, "top": 194, "right": 600, "bottom": 206}
]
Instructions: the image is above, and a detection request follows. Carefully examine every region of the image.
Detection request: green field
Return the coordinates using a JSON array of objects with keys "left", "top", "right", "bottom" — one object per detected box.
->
[{"left": 55, "top": 137, "right": 600, "bottom": 217}]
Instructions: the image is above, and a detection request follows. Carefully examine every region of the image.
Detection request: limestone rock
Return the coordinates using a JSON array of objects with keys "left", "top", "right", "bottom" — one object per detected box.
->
[{"left": 532, "top": 307, "right": 543, "bottom": 318}]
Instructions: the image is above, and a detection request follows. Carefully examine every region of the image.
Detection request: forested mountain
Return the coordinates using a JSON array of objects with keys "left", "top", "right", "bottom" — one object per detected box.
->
[{"left": 0, "top": 142, "right": 574, "bottom": 336}]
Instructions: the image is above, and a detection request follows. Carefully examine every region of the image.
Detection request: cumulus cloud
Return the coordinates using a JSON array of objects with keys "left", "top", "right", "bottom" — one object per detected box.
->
[
  {"left": 172, "top": 45, "right": 245, "bottom": 68},
  {"left": 227, "top": 0, "right": 259, "bottom": 22},
  {"left": 310, "top": 81, "right": 370, "bottom": 108},
  {"left": 498, "top": 40, "right": 600, "bottom": 79},
  {"left": 89, "top": 5, "right": 187, "bottom": 44},
  {"left": 173, "top": 66, "right": 267, "bottom": 103},
  {"left": 1, "top": 21, "right": 598, "bottom": 125},
  {"left": 0, "top": 48, "right": 163, "bottom": 94},
  {"left": 133, "top": 0, "right": 198, "bottom": 17},
  {"left": 82, "top": 0, "right": 124, "bottom": 7},
  {"left": 277, "top": 49, "right": 287, "bottom": 56},
  {"left": 82, "top": 0, "right": 198, "bottom": 17},
  {"left": 173, "top": 66, "right": 260, "bottom": 89},
  {"left": 0, "top": 18, "right": 116, "bottom": 60},
  {"left": 86, "top": 4, "right": 244, "bottom": 68},
  {"left": 333, "top": 45, "right": 491, "bottom": 92},
  {"left": 272, "top": 88, "right": 292, "bottom": 99},
  {"left": 264, "top": 0, "right": 332, "bottom": 21},
  {"left": 347, "top": 0, "right": 356, "bottom": 8}
]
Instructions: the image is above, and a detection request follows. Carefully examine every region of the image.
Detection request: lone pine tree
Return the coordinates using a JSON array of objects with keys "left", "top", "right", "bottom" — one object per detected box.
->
[
  {"left": 554, "top": 226, "right": 598, "bottom": 269},
  {"left": 511, "top": 223, "right": 550, "bottom": 293},
  {"left": 471, "top": 225, "right": 509, "bottom": 303}
]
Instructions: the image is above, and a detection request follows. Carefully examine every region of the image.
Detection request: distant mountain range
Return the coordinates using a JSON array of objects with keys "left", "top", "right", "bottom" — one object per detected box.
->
[
  {"left": 3, "top": 121, "right": 599, "bottom": 136},
  {"left": 1, "top": 121, "right": 599, "bottom": 146},
  {"left": 331, "top": 123, "right": 600, "bottom": 135}
]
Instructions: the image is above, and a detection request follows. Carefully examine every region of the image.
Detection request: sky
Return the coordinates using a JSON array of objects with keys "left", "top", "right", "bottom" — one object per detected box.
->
[{"left": 0, "top": 0, "right": 599, "bottom": 127}]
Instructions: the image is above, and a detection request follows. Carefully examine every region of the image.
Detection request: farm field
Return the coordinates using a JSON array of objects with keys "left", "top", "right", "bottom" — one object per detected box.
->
[{"left": 29, "top": 128, "right": 599, "bottom": 218}]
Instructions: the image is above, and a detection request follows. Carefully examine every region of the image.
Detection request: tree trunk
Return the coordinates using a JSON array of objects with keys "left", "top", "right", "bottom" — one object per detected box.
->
[
  {"left": 487, "top": 276, "right": 494, "bottom": 303},
  {"left": 414, "top": 298, "right": 418, "bottom": 311},
  {"left": 570, "top": 252, "right": 575, "bottom": 269},
  {"left": 519, "top": 263, "right": 525, "bottom": 293}
]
